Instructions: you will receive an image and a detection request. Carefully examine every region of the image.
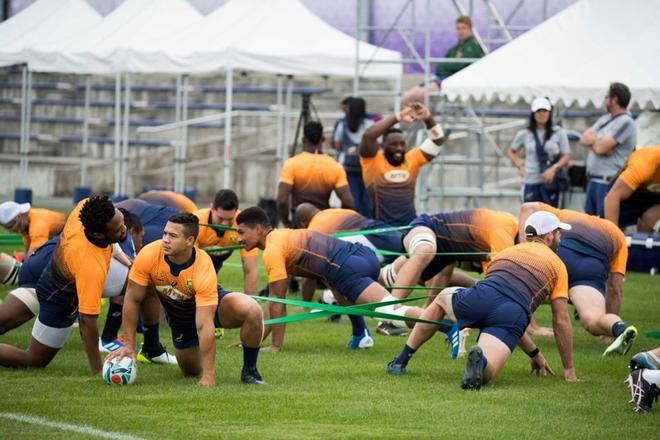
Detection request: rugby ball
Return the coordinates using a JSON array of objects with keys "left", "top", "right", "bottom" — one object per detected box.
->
[
  {"left": 320, "top": 289, "right": 337, "bottom": 305},
  {"left": 102, "top": 356, "right": 137, "bottom": 385}
]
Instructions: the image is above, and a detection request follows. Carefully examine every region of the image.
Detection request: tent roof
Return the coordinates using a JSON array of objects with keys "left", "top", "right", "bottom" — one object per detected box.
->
[
  {"left": 0, "top": 0, "right": 101, "bottom": 68},
  {"left": 26, "top": 0, "right": 203, "bottom": 74},
  {"left": 441, "top": 0, "right": 660, "bottom": 109},
  {"left": 119, "top": 0, "right": 401, "bottom": 78}
]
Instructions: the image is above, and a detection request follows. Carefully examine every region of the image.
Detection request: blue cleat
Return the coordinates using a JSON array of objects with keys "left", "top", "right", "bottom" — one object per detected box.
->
[
  {"left": 445, "top": 323, "right": 461, "bottom": 360},
  {"left": 461, "top": 346, "right": 485, "bottom": 390},
  {"left": 347, "top": 329, "right": 374, "bottom": 349},
  {"left": 386, "top": 360, "right": 406, "bottom": 375},
  {"left": 630, "top": 351, "right": 660, "bottom": 371}
]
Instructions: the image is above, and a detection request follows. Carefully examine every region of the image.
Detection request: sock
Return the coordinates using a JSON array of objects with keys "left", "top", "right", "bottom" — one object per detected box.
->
[
  {"left": 348, "top": 314, "right": 367, "bottom": 337},
  {"left": 611, "top": 321, "right": 628, "bottom": 337},
  {"left": 242, "top": 345, "right": 260, "bottom": 372},
  {"left": 143, "top": 323, "right": 162, "bottom": 354},
  {"left": 394, "top": 344, "right": 416, "bottom": 366},
  {"left": 101, "top": 303, "right": 123, "bottom": 342},
  {"left": 642, "top": 369, "right": 660, "bottom": 387}
]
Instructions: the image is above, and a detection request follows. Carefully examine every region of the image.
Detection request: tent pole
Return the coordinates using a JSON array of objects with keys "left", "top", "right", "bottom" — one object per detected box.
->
[
  {"left": 223, "top": 66, "right": 233, "bottom": 189},
  {"left": 180, "top": 74, "right": 190, "bottom": 193},
  {"left": 19, "top": 66, "right": 27, "bottom": 188},
  {"left": 113, "top": 73, "right": 121, "bottom": 195},
  {"left": 174, "top": 75, "right": 183, "bottom": 192},
  {"left": 121, "top": 73, "right": 131, "bottom": 196},
  {"left": 423, "top": 0, "right": 431, "bottom": 109},
  {"left": 19, "top": 67, "right": 32, "bottom": 188},
  {"left": 283, "top": 75, "right": 293, "bottom": 162},
  {"left": 81, "top": 75, "right": 91, "bottom": 186},
  {"left": 353, "top": 0, "right": 360, "bottom": 96},
  {"left": 275, "top": 75, "right": 284, "bottom": 187}
]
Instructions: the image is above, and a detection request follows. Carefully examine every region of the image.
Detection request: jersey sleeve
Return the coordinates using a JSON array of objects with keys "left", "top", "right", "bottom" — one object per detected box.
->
[
  {"left": 549, "top": 257, "right": 569, "bottom": 301},
  {"left": 618, "top": 156, "right": 650, "bottom": 191},
  {"left": 194, "top": 251, "right": 220, "bottom": 307},
  {"left": 511, "top": 129, "right": 526, "bottom": 152},
  {"left": 262, "top": 245, "right": 288, "bottom": 283},
  {"left": 334, "top": 163, "right": 349, "bottom": 188},
  {"left": 609, "top": 234, "right": 628, "bottom": 275},
  {"left": 28, "top": 218, "right": 51, "bottom": 249},
  {"left": 128, "top": 246, "right": 155, "bottom": 286},
  {"left": 407, "top": 148, "right": 430, "bottom": 170},
  {"left": 279, "top": 159, "right": 295, "bottom": 185},
  {"left": 75, "top": 253, "right": 109, "bottom": 315}
]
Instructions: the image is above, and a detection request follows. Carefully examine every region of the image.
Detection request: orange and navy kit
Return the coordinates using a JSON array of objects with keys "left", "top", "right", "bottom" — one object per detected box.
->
[
  {"left": 138, "top": 190, "right": 198, "bottom": 213},
  {"left": 262, "top": 228, "right": 379, "bottom": 303},
  {"left": 360, "top": 148, "right": 428, "bottom": 226},
  {"left": 194, "top": 208, "right": 259, "bottom": 261},
  {"left": 452, "top": 242, "right": 568, "bottom": 351},
  {"left": 279, "top": 151, "right": 349, "bottom": 209},
  {"left": 409, "top": 209, "right": 519, "bottom": 280},
  {"left": 23, "top": 208, "right": 66, "bottom": 250},
  {"left": 615, "top": 146, "right": 660, "bottom": 227}
]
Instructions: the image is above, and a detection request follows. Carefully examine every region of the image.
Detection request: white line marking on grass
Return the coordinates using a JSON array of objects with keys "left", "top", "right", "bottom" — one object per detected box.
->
[{"left": 0, "top": 412, "right": 145, "bottom": 440}]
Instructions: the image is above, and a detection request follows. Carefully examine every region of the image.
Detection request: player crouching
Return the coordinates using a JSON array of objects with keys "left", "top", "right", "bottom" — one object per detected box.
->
[{"left": 108, "top": 213, "right": 265, "bottom": 387}]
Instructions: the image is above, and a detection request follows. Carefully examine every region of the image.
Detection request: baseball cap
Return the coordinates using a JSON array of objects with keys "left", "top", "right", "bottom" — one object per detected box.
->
[
  {"left": 0, "top": 201, "right": 30, "bottom": 224},
  {"left": 524, "top": 211, "right": 571, "bottom": 237},
  {"left": 531, "top": 97, "right": 552, "bottom": 112}
]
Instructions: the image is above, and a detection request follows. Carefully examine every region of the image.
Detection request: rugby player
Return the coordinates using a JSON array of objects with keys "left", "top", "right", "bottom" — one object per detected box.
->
[
  {"left": 387, "top": 211, "right": 577, "bottom": 389},
  {"left": 604, "top": 146, "right": 660, "bottom": 232},
  {"left": 359, "top": 103, "right": 444, "bottom": 226},
  {"left": 519, "top": 202, "right": 638, "bottom": 356},
  {"left": 0, "top": 196, "right": 126, "bottom": 373},
  {"left": 108, "top": 213, "right": 265, "bottom": 386},
  {"left": 277, "top": 121, "right": 353, "bottom": 228},
  {"left": 138, "top": 189, "right": 198, "bottom": 213},
  {"left": 236, "top": 207, "right": 447, "bottom": 353},
  {"left": 0, "top": 201, "right": 65, "bottom": 257},
  {"left": 193, "top": 189, "right": 258, "bottom": 295}
]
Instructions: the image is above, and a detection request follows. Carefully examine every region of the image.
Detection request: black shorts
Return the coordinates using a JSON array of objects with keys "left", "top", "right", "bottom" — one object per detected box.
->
[{"left": 170, "top": 286, "right": 231, "bottom": 350}]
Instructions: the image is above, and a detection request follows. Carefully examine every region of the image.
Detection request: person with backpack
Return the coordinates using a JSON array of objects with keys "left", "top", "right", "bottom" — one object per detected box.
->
[{"left": 507, "top": 97, "right": 570, "bottom": 208}]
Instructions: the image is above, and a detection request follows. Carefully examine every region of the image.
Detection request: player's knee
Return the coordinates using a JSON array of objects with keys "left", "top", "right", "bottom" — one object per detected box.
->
[
  {"left": 245, "top": 299, "right": 263, "bottom": 324},
  {"left": 406, "top": 232, "right": 436, "bottom": 263},
  {"left": 578, "top": 312, "right": 600, "bottom": 335}
]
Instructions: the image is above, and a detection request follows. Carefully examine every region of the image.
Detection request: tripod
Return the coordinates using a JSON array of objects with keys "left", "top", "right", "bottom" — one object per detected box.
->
[{"left": 290, "top": 93, "right": 319, "bottom": 157}]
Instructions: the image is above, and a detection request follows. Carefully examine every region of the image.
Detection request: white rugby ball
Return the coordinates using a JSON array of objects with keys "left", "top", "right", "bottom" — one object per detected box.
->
[{"left": 102, "top": 356, "right": 137, "bottom": 385}]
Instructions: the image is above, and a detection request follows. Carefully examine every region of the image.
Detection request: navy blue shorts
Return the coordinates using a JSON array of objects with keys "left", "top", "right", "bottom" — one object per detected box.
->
[
  {"left": 557, "top": 245, "right": 608, "bottom": 295},
  {"left": 618, "top": 193, "right": 660, "bottom": 228},
  {"left": 451, "top": 283, "right": 529, "bottom": 352},
  {"left": 18, "top": 238, "right": 57, "bottom": 288},
  {"left": 35, "top": 275, "right": 78, "bottom": 329},
  {"left": 326, "top": 243, "right": 380, "bottom": 304},
  {"left": 364, "top": 220, "right": 404, "bottom": 264},
  {"left": 142, "top": 207, "right": 179, "bottom": 246},
  {"left": 170, "top": 286, "right": 231, "bottom": 350}
]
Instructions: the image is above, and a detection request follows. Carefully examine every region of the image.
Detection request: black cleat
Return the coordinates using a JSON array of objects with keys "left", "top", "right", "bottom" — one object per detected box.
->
[
  {"left": 376, "top": 321, "right": 408, "bottom": 337},
  {"left": 626, "top": 369, "right": 658, "bottom": 412},
  {"left": 461, "top": 346, "right": 485, "bottom": 390},
  {"left": 241, "top": 369, "right": 267, "bottom": 385}
]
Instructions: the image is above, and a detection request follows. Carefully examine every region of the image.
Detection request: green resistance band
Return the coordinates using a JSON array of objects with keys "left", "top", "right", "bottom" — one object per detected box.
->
[
  {"left": 374, "top": 248, "right": 491, "bottom": 257},
  {"left": 646, "top": 330, "right": 660, "bottom": 339},
  {"left": 330, "top": 225, "right": 412, "bottom": 238},
  {"left": 202, "top": 245, "right": 245, "bottom": 253},
  {"left": 199, "top": 223, "right": 238, "bottom": 232},
  {"left": 255, "top": 295, "right": 454, "bottom": 329}
]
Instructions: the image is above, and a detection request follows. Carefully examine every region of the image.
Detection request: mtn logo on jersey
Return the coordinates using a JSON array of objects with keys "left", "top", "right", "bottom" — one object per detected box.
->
[
  {"left": 384, "top": 170, "right": 411, "bottom": 183},
  {"left": 647, "top": 183, "right": 660, "bottom": 193}
]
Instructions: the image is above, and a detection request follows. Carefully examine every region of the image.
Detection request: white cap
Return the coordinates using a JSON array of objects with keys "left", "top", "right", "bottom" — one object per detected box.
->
[
  {"left": 531, "top": 97, "right": 552, "bottom": 112},
  {"left": 0, "top": 201, "right": 30, "bottom": 224},
  {"left": 524, "top": 211, "right": 572, "bottom": 237}
]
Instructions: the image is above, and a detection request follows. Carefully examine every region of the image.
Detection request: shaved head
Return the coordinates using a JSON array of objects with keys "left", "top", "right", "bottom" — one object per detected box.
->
[{"left": 294, "top": 203, "right": 320, "bottom": 228}]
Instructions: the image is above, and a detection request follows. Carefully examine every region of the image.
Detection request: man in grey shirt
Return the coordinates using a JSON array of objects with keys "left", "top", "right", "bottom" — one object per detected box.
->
[{"left": 580, "top": 82, "right": 637, "bottom": 217}]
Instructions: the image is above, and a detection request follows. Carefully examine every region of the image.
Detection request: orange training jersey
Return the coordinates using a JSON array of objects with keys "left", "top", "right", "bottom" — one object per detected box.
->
[
  {"left": 486, "top": 242, "right": 568, "bottom": 313},
  {"left": 262, "top": 229, "right": 348, "bottom": 283},
  {"left": 279, "top": 151, "right": 348, "bottom": 209},
  {"left": 40, "top": 199, "right": 113, "bottom": 315},
  {"left": 129, "top": 240, "right": 218, "bottom": 323},
  {"left": 138, "top": 190, "right": 198, "bottom": 213},
  {"left": 24, "top": 208, "right": 66, "bottom": 249},
  {"left": 194, "top": 208, "right": 258, "bottom": 258},
  {"left": 538, "top": 203, "right": 627, "bottom": 275},
  {"left": 360, "top": 148, "right": 429, "bottom": 226},
  {"left": 617, "top": 146, "right": 660, "bottom": 194},
  {"left": 307, "top": 208, "right": 370, "bottom": 234}
]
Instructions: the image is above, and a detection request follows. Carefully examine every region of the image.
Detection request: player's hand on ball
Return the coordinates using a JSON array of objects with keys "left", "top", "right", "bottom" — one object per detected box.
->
[
  {"left": 529, "top": 353, "right": 554, "bottom": 377},
  {"left": 106, "top": 346, "right": 136, "bottom": 363}
]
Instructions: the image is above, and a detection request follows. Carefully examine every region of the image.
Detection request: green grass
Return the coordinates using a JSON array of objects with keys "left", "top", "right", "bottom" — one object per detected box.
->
[{"left": 1, "top": 255, "right": 659, "bottom": 439}]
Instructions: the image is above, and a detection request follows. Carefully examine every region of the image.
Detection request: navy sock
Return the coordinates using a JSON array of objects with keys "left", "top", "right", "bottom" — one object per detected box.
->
[
  {"left": 243, "top": 345, "right": 260, "bottom": 372},
  {"left": 394, "top": 344, "right": 417, "bottom": 366},
  {"left": 612, "top": 321, "right": 628, "bottom": 337},
  {"left": 348, "top": 314, "right": 367, "bottom": 337},
  {"left": 101, "top": 303, "right": 123, "bottom": 342},
  {"left": 143, "top": 323, "right": 162, "bottom": 354}
]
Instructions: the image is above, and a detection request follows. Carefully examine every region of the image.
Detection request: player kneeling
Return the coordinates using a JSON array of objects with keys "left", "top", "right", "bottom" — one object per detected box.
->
[{"left": 107, "top": 213, "right": 265, "bottom": 387}]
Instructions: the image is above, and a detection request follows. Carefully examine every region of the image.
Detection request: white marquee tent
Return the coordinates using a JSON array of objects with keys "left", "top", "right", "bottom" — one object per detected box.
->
[{"left": 442, "top": 0, "right": 660, "bottom": 109}]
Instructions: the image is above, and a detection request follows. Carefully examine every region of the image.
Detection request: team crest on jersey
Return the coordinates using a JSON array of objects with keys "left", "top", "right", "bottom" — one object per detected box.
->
[
  {"left": 156, "top": 272, "right": 165, "bottom": 282},
  {"left": 186, "top": 279, "right": 193, "bottom": 292},
  {"left": 384, "top": 169, "right": 410, "bottom": 183}
]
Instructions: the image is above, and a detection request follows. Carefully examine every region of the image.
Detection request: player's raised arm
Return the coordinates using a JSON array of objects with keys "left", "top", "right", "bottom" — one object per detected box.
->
[{"left": 359, "top": 106, "right": 415, "bottom": 158}]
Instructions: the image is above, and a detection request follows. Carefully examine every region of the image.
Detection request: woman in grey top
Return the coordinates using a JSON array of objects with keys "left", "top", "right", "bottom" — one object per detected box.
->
[
  {"left": 333, "top": 97, "right": 374, "bottom": 217},
  {"left": 507, "top": 97, "right": 570, "bottom": 207}
]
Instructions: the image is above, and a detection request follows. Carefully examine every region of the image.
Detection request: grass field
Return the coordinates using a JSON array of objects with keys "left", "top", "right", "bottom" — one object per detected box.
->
[{"left": 1, "top": 253, "right": 659, "bottom": 439}]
